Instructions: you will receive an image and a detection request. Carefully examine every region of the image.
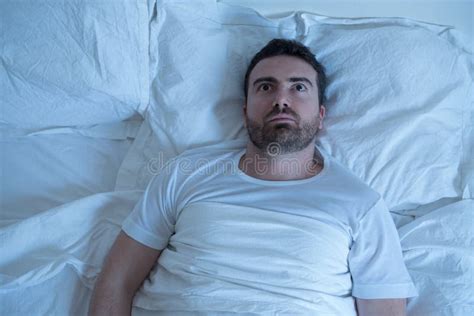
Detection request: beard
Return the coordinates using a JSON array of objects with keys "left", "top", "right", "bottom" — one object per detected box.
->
[{"left": 245, "top": 109, "right": 321, "bottom": 156}]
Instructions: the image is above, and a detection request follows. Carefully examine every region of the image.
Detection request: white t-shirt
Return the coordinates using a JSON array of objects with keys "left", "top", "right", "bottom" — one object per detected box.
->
[{"left": 122, "top": 139, "right": 418, "bottom": 315}]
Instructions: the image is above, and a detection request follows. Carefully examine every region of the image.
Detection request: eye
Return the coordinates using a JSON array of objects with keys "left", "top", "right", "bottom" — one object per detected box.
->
[
  {"left": 258, "top": 83, "right": 272, "bottom": 92},
  {"left": 294, "top": 83, "right": 307, "bottom": 92}
]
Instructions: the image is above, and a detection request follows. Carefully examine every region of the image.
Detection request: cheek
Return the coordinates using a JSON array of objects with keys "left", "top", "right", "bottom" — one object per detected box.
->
[
  {"left": 293, "top": 92, "right": 313, "bottom": 102},
  {"left": 295, "top": 93, "right": 320, "bottom": 109},
  {"left": 246, "top": 97, "right": 270, "bottom": 117},
  {"left": 246, "top": 106, "right": 263, "bottom": 120}
]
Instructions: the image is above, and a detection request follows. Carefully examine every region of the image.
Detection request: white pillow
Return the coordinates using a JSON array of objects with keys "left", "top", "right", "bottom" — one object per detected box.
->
[
  {"left": 1, "top": 0, "right": 149, "bottom": 129},
  {"left": 118, "top": 0, "right": 473, "bottom": 213}
]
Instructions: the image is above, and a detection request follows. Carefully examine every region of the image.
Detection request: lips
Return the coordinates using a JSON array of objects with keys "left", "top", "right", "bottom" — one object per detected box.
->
[{"left": 268, "top": 115, "right": 296, "bottom": 123}]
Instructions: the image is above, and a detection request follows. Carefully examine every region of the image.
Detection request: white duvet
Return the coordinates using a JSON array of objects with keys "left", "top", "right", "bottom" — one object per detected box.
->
[{"left": 0, "top": 191, "right": 141, "bottom": 315}]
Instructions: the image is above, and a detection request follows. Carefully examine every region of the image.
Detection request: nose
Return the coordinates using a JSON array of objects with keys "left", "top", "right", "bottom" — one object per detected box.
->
[{"left": 272, "top": 89, "right": 290, "bottom": 109}]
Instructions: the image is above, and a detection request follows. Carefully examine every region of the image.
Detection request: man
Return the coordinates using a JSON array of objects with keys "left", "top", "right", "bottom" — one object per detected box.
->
[{"left": 89, "top": 39, "right": 417, "bottom": 315}]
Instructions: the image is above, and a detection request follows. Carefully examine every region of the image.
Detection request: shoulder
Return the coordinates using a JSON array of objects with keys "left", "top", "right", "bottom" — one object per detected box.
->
[
  {"left": 321, "top": 147, "right": 378, "bottom": 195},
  {"left": 319, "top": 147, "right": 382, "bottom": 218},
  {"left": 147, "top": 139, "right": 246, "bottom": 198}
]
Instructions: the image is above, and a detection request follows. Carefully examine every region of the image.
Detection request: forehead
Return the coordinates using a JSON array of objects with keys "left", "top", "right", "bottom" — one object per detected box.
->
[{"left": 249, "top": 55, "right": 317, "bottom": 83}]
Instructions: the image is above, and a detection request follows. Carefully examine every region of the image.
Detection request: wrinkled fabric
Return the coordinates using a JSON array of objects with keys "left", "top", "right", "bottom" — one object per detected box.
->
[
  {"left": 0, "top": 125, "right": 137, "bottom": 224},
  {"left": 400, "top": 199, "right": 474, "bottom": 316},
  {"left": 1, "top": 0, "right": 149, "bottom": 129},
  {"left": 0, "top": 191, "right": 142, "bottom": 315}
]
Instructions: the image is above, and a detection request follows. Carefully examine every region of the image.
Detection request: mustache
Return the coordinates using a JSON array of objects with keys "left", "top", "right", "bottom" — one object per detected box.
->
[{"left": 265, "top": 107, "right": 300, "bottom": 121}]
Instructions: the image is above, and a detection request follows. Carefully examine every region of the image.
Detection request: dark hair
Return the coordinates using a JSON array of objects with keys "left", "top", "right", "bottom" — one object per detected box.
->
[{"left": 244, "top": 39, "right": 327, "bottom": 106}]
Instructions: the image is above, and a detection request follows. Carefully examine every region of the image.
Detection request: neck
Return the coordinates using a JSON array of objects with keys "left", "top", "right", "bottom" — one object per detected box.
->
[{"left": 239, "top": 141, "right": 323, "bottom": 181}]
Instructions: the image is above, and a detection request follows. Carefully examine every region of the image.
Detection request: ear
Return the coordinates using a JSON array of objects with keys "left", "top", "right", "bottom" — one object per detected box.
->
[{"left": 318, "top": 105, "right": 326, "bottom": 129}]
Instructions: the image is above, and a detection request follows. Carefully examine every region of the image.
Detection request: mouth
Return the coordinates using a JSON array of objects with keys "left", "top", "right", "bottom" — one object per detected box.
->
[{"left": 268, "top": 116, "right": 296, "bottom": 123}]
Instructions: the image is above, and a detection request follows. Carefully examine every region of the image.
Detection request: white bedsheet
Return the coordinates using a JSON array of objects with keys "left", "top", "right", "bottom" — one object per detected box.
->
[
  {"left": 1, "top": 121, "right": 140, "bottom": 226},
  {"left": 401, "top": 199, "right": 474, "bottom": 316},
  {"left": 0, "top": 191, "right": 141, "bottom": 315}
]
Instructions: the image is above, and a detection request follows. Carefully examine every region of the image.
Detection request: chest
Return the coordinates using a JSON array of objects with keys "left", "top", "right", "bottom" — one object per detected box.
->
[{"left": 170, "top": 202, "right": 352, "bottom": 276}]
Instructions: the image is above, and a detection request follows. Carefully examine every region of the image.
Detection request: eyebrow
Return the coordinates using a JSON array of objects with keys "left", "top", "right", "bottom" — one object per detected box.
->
[{"left": 252, "top": 76, "right": 314, "bottom": 87}]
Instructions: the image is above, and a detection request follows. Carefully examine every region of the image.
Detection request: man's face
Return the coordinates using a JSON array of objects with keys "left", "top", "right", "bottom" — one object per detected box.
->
[{"left": 244, "top": 55, "right": 325, "bottom": 155}]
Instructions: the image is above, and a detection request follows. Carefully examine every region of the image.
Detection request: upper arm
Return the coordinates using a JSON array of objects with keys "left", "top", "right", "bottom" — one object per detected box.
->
[
  {"left": 355, "top": 298, "right": 406, "bottom": 316},
  {"left": 96, "top": 230, "right": 162, "bottom": 295}
]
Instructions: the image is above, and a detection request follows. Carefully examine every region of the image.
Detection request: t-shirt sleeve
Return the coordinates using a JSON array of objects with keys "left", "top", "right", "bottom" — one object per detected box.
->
[
  {"left": 121, "top": 164, "right": 179, "bottom": 250},
  {"left": 348, "top": 197, "right": 418, "bottom": 299}
]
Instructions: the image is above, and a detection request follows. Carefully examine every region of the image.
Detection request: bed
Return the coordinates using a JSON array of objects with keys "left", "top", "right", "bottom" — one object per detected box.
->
[{"left": 1, "top": 0, "right": 472, "bottom": 315}]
